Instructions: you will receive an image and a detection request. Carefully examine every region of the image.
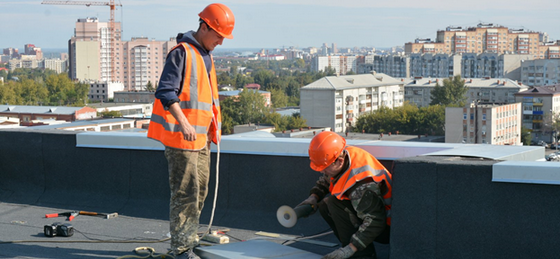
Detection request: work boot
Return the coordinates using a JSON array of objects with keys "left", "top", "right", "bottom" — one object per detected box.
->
[{"left": 175, "top": 249, "right": 200, "bottom": 259}]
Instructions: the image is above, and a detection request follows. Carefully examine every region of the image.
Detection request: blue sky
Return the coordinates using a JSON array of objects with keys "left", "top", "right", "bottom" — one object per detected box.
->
[{"left": 2, "top": 0, "right": 560, "bottom": 50}]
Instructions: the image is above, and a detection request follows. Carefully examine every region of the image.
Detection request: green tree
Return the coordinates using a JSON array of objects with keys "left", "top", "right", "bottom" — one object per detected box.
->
[
  {"left": 295, "top": 59, "right": 305, "bottom": 69},
  {"left": 237, "top": 89, "right": 266, "bottom": 124},
  {"left": 521, "top": 125, "right": 532, "bottom": 146},
  {"left": 252, "top": 69, "right": 275, "bottom": 89},
  {"left": 355, "top": 103, "right": 445, "bottom": 136},
  {"left": 217, "top": 72, "right": 234, "bottom": 87},
  {"left": 220, "top": 98, "right": 240, "bottom": 134},
  {"left": 262, "top": 112, "right": 289, "bottom": 132},
  {"left": 430, "top": 75, "right": 468, "bottom": 107},
  {"left": 99, "top": 110, "right": 122, "bottom": 118},
  {"left": 234, "top": 74, "right": 254, "bottom": 89},
  {"left": 0, "top": 81, "right": 17, "bottom": 105},
  {"left": 270, "top": 88, "right": 288, "bottom": 108},
  {"left": 145, "top": 81, "right": 155, "bottom": 92},
  {"left": 418, "top": 105, "right": 445, "bottom": 135},
  {"left": 287, "top": 113, "right": 307, "bottom": 130}
]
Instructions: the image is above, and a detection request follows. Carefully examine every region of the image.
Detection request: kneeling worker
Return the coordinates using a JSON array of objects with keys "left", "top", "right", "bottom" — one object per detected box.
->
[{"left": 299, "top": 131, "right": 392, "bottom": 259}]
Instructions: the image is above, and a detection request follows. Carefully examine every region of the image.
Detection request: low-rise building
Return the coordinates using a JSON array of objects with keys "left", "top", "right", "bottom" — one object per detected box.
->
[
  {"left": 113, "top": 91, "right": 155, "bottom": 104},
  {"left": 300, "top": 72, "right": 404, "bottom": 133},
  {"left": 87, "top": 102, "right": 153, "bottom": 118},
  {"left": 403, "top": 77, "right": 527, "bottom": 107},
  {"left": 87, "top": 81, "right": 125, "bottom": 102},
  {"left": 515, "top": 85, "right": 560, "bottom": 143},
  {"left": 0, "top": 105, "right": 97, "bottom": 126},
  {"left": 445, "top": 102, "right": 522, "bottom": 145},
  {"left": 218, "top": 89, "right": 271, "bottom": 107},
  {"left": 520, "top": 59, "right": 560, "bottom": 87}
]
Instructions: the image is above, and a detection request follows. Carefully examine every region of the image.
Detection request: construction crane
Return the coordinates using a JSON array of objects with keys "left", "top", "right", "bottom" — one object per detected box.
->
[{"left": 41, "top": 0, "right": 122, "bottom": 83}]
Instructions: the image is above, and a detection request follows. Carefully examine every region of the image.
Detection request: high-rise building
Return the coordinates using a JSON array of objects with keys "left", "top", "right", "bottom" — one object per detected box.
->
[
  {"left": 405, "top": 23, "right": 544, "bottom": 58},
  {"left": 312, "top": 55, "right": 358, "bottom": 75},
  {"left": 118, "top": 37, "right": 175, "bottom": 91},
  {"left": 69, "top": 17, "right": 121, "bottom": 82},
  {"left": 69, "top": 17, "right": 176, "bottom": 91}
]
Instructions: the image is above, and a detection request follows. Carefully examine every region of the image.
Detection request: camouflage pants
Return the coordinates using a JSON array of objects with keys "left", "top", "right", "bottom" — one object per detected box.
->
[{"left": 165, "top": 146, "right": 210, "bottom": 255}]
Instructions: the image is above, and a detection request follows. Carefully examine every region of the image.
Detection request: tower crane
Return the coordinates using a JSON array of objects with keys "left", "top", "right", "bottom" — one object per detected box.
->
[{"left": 41, "top": 0, "right": 122, "bottom": 83}]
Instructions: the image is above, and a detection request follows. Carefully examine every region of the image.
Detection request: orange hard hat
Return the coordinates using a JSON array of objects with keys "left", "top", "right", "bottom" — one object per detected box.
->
[
  {"left": 199, "top": 3, "right": 235, "bottom": 39},
  {"left": 308, "top": 131, "right": 346, "bottom": 171}
]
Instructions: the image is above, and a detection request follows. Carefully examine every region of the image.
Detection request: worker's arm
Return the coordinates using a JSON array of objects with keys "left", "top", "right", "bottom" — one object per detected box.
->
[
  {"left": 168, "top": 102, "right": 196, "bottom": 141},
  {"left": 347, "top": 180, "right": 387, "bottom": 252},
  {"left": 155, "top": 48, "right": 184, "bottom": 109},
  {"left": 309, "top": 174, "right": 330, "bottom": 201}
]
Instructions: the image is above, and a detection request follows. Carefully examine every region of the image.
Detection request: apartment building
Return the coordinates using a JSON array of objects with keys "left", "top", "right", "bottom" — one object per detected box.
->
[
  {"left": 515, "top": 85, "right": 560, "bottom": 143},
  {"left": 300, "top": 72, "right": 404, "bottom": 133},
  {"left": 403, "top": 77, "right": 527, "bottom": 108},
  {"left": 43, "top": 59, "right": 68, "bottom": 74},
  {"left": 409, "top": 53, "right": 462, "bottom": 78},
  {"left": 445, "top": 102, "right": 522, "bottom": 145},
  {"left": 69, "top": 17, "right": 122, "bottom": 82},
  {"left": 519, "top": 59, "right": 560, "bottom": 87},
  {"left": 117, "top": 37, "right": 175, "bottom": 91},
  {"left": 87, "top": 81, "right": 125, "bottom": 102},
  {"left": 461, "top": 53, "right": 533, "bottom": 80},
  {"left": 405, "top": 23, "right": 543, "bottom": 58},
  {"left": 357, "top": 53, "right": 530, "bottom": 81},
  {"left": 312, "top": 55, "right": 358, "bottom": 75},
  {"left": 68, "top": 17, "right": 178, "bottom": 91},
  {"left": 357, "top": 55, "right": 410, "bottom": 78},
  {"left": 8, "top": 55, "right": 39, "bottom": 70}
]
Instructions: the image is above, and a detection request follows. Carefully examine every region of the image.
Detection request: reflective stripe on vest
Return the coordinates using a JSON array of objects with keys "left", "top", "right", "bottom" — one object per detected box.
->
[
  {"left": 329, "top": 146, "right": 393, "bottom": 225},
  {"left": 147, "top": 42, "right": 221, "bottom": 150}
]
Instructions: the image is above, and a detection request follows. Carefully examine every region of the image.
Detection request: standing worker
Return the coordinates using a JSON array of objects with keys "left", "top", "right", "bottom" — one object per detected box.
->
[
  {"left": 147, "top": 3, "right": 235, "bottom": 259},
  {"left": 298, "top": 131, "right": 392, "bottom": 259}
]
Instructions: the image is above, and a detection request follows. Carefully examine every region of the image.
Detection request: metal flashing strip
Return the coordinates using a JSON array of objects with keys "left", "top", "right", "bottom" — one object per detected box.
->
[
  {"left": 76, "top": 132, "right": 544, "bottom": 162},
  {"left": 493, "top": 161, "right": 560, "bottom": 185},
  {"left": 77, "top": 132, "right": 164, "bottom": 150},
  {"left": 195, "top": 239, "right": 322, "bottom": 259},
  {"left": 422, "top": 145, "right": 544, "bottom": 161}
]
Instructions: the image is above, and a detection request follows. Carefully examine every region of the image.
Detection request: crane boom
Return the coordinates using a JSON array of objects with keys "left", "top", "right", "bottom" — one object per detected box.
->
[
  {"left": 41, "top": 1, "right": 121, "bottom": 7},
  {"left": 42, "top": 0, "right": 121, "bottom": 83}
]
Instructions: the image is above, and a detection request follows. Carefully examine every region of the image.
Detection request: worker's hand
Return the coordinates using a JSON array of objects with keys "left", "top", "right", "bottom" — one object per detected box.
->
[
  {"left": 180, "top": 122, "right": 197, "bottom": 141},
  {"left": 296, "top": 195, "right": 318, "bottom": 217},
  {"left": 321, "top": 245, "right": 355, "bottom": 259}
]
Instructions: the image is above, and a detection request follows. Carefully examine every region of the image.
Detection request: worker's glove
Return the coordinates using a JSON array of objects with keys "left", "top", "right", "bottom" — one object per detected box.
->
[
  {"left": 321, "top": 245, "right": 355, "bottom": 259},
  {"left": 296, "top": 195, "right": 318, "bottom": 217}
]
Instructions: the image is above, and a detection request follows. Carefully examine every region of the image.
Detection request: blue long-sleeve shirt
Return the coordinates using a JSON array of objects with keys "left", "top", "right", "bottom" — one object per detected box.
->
[{"left": 155, "top": 31, "right": 213, "bottom": 109}]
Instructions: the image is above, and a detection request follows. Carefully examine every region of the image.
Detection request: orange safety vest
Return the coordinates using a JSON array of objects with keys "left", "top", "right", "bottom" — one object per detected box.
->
[
  {"left": 148, "top": 42, "right": 222, "bottom": 150},
  {"left": 329, "top": 146, "right": 393, "bottom": 225}
]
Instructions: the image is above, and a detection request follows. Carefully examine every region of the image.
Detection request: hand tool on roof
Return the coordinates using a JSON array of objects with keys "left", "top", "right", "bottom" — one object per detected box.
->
[
  {"left": 276, "top": 204, "right": 314, "bottom": 228},
  {"left": 78, "top": 211, "right": 118, "bottom": 219},
  {"left": 45, "top": 211, "right": 79, "bottom": 221}
]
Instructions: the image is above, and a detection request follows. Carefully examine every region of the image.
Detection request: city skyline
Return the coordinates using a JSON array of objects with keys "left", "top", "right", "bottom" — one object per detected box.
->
[{"left": 2, "top": 0, "right": 560, "bottom": 50}]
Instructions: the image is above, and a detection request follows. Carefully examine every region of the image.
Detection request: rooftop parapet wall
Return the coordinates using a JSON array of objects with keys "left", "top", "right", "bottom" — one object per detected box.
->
[
  {"left": 391, "top": 156, "right": 560, "bottom": 259},
  {"left": 0, "top": 129, "right": 558, "bottom": 254}
]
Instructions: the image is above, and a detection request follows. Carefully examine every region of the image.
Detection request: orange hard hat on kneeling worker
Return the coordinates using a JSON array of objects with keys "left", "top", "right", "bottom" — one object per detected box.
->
[
  {"left": 308, "top": 131, "right": 346, "bottom": 171},
  {"left": 199, "top": 3, "right": 235, "bottom": 39}
]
